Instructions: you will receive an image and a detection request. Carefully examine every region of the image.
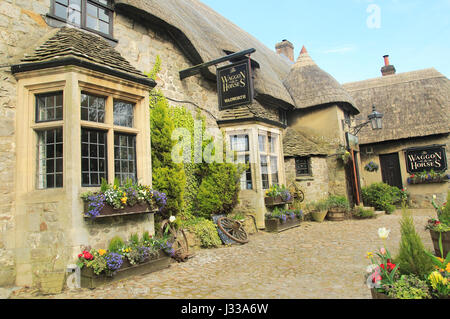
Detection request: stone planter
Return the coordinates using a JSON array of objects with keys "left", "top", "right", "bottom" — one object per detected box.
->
[
  {"left": 80, "top": 250, "right": 171, "bottom": 289},
  {"left": 265, "top": 216, "right": 301, "bottom": 233},
  {"left": 327, "top": 208, "right": 347, "bottom": 221},
  {"left": 264, "top": 196, "right": 293, "bottom": 207},
  {"left": 430, "top": 230, "right": 450, "bottom": 257},
  {"left": 371, "top": 289, "right": 392, "bottom": 299},
  {"left": 83, "top": 202, "right": 158, "bottom": 219},
  {"left": 37, "top": 271, "right": 66, "bottom": 295},
  {"left": 311, "top": 210, "right": 328, "bottom": 223}
]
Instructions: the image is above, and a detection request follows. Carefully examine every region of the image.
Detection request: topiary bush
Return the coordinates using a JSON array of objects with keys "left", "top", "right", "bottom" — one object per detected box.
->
[
  {"left": 395, "top": 209, "right": 435, "bottom": 277},
  {"left": 361, "top": 183, "right": 400, "bottom": 214}
]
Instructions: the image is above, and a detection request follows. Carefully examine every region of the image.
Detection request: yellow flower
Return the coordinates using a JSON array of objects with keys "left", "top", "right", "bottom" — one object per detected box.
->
[
  {"left": 446, "top": 263, "right": 450, "bottom": 273},
  {"left": 114, "top": 185, "right": 117, "bottom": 190},
  {"left": 98, "top": 249, "right": 106, "bottom": 256},
  {"left": 366, "top": 252, "right": 374, "bottom": 259},
  {"left": 121, "top": 197, "right": 128, "bottom": 204},
  {"left": 429, "top": 271, "right": 445, "bottom": 289}
]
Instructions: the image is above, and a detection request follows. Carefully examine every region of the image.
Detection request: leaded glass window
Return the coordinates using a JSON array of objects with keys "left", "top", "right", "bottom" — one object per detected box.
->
[
  {"left": 81, "top": 93, "right": 106, "bottom": 123},
  {"left": 36, "top": 92, "right": 63, "bottom": 122},
  {"left": 114, "top": 100, "right": 134, "bottom": 128},
  {"left": 37, "top": 128, "right": 63, "bottom": 189},
  {"left": 114, "top": 133, "right": 137, "bottom": 185},
  {"left": 81, "top": 129, "right": 107, "bottom": 186}
]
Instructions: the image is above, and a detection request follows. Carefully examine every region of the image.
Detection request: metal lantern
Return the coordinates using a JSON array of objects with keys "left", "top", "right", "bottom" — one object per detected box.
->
[{"left": 368, "top": 105, "right": 384, "bottom": 130}]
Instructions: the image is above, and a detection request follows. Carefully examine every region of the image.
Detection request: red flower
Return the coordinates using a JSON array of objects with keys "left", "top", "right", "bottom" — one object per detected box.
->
[
  {"left": 82, "top": 251, "right": 94, "bottom": 260},
  {"left": 78, "top": 254, "right": 83, "bottom": 259}
]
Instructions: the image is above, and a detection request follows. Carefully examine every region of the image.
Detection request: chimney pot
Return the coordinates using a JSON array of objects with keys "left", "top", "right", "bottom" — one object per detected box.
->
[
  {"left": 381, "top": 55, "right": 396, "bottom": 76},
  {"left": 275, "top": 40, "right": 295, "bottom": 62}
]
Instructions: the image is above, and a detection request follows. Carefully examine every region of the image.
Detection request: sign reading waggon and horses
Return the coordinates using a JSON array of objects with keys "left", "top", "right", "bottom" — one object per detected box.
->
[
  {"left": 405, "top": 146, "right": 448, "bottom": 174},
  {"left": 217, "top": 59, "right": 253, "bottom": 110}
]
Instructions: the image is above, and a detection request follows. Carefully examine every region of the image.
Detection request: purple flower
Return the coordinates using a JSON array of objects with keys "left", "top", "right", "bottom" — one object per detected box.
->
[{"left": 105, "top": 252, "right": 123, "bottom": 274}]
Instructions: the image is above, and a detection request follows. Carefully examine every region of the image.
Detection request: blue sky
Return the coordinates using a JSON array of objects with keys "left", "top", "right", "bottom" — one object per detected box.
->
[{"left": 200, "top": 0, "right": 450, "bottom": 84}]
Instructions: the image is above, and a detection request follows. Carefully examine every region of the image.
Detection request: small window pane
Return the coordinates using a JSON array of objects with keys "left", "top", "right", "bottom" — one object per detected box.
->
[
  {"left": 81, "top": 129, "right": 107, "bottom": 187},
  {"left": 81, "top": 93, "right": 106, "bottom": 123},
  {"left": 270, "top": 156, "right": 279, "bottom": 186},
  {"left": 114, "top": 133, "right": 137, "bottom": 185},
  {"left": 114, "top": 100, "right": 134, "bottom": 128},
  {"left": 258, "top": 135, "right": 266, "bottom": 153},
  {"left": 296, "top": 157, "right": 310, "bottom": 176},
  {"left": 260, "top": 155, "right": 269, "bottom": 190},
  {"left": 36, "top": 92, "right": 63, "bottom": 122},
  {"left": 37, "top": 128, "right": 63, "bottom": 189},
  {"left": 55, "top": 3, "right": 68, "bottom": 19}
]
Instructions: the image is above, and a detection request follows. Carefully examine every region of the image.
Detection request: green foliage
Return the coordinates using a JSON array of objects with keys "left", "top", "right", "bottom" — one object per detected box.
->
[
  {"left": 184, "top": 218, "right": 222, "bottom": 248},
  {"left": 108, "top": 236, "right": 125, "bottom": 254},
  {"left": 386, "top": 275, "right": 431, "bottom": 299},
  {"left": 439, "top": 191, "right": 450, "bottom": 226},
  {"left": 353, "top": 207, "right": 375, "bottom": 219},
  {"left": 326, "top": 195, "right": 350, "bottom": 211},
  {"left": 194, "top": 161, "right": 245, "bottom": 218},
  {"left": 150, "top": 89, "right": 186, "bottom": 220},
  {"left": 306, "top": 199, "right": 329, "bottom": 212},
  {"left": 395, "top": 209, "right": 435, "bottom": 277},
  {"left": 129, "top": 233, "right": 140, "bottom": 247},
  {"left": 361, "top": 183, "right": 402, "bottom": 214}
]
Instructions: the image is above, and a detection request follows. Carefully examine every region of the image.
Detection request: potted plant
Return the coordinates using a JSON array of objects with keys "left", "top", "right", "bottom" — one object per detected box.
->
[
  {"left": 265, "top": 208, "right": 303, "bottom": 233},
  {"left": 364, "top": 161, "right": 379, "bottom": 173},
  {"left": 306, "top": 200, "right": 329, "bottom": 223},
  {"left": 427, "top": 193, "right": 450, "bottom": 258},
  {"left": 35, "top": 254, "right": 66, "bottom": 295},
  {"left": 81, "top": 178, "right": 167, "bottom": 219},
  {"left": 326, "top": 195, "right": 350, "bottom": 221},
  {"left": 365, "top": 228, "right": 400, "bottom": 299}
]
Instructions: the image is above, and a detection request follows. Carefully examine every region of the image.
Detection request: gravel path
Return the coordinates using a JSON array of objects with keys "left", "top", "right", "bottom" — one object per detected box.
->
[{"left": 10, "top": 209, "right": 435, "bottom": 299}]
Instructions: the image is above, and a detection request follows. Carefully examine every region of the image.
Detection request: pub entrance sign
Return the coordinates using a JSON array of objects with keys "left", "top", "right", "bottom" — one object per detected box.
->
[
  {"left": 405, "top": 146, "right": 448, "bottom": 174},
  {"left": 217, "top": 59, "right": 254, "bottom": 110}
]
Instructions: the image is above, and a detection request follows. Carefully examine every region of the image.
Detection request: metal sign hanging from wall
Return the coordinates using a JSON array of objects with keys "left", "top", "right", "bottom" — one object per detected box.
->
[
  {"left": 217, "top": 59, "right": 254, "bottom": 110},
  {"left": 405, "top": 146, "right": 447, "bottom": 174}
]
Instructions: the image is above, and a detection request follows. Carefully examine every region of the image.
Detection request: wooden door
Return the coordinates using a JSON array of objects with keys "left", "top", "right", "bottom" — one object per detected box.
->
[{"left": 379, "top": 153, "right": 403, "bottom": 189}]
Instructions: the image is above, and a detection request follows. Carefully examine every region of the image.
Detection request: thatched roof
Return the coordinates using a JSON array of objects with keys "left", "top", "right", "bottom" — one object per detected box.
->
[
  {"left": 284, "top": 47, "right": 359, "bottom": 114},
  {"left": 343, "top": 68, "right": 450, "bottom": 145},
  {"left": 283, "top": 127, "right": 328, "bottom": 157},
  {"left": 218, "top": 100, "right": 283, "bottom": 127},
  {"left": 114, "top": 0, "right": 295, "bottom": 108},
  {"left": 11, "top": 27, "right": 155, "bottom": 87}
]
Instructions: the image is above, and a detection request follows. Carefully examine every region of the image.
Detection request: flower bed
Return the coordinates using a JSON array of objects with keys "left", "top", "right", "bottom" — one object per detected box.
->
[
  {"left": 81, "top": 180, "right": 167, "bottom": 219},
  {"left": 265, "top": 209, "right": 303, "bottom": 233}
]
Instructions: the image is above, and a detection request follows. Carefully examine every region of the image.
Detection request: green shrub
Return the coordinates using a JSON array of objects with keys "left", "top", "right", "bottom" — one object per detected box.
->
[
  {"left": 108, "top": 236, "right": 125, "bottom": 253},
  {"left": 194, "top": 162, "right": 245, "bottom": 219},
  {"left": 150, "top": 90, "right": 186, "bottom": 220},
  {"left": 327, "top": 195, "right": 350, "bottom": 211},
  {"left": 185, "top": 218, "right": 222, "bottom": 248},
  {"left": 306, "top": 199, "right": 329, "bottom": 212},
  {"left": 395, "top": 209, "right": 435, "bottom": 277},
  {"left": 439, "top": 191, "right": 450, "bottom": 226},
  {"left": 361, "top": 183, "right": 400, "bottom": 214},
  {"left": 386, "top": 275, "right": 431, "bottom": 299},
  {"left": 129, "top": 233, "right": 140, "bottom": 246},
  {"left": 352, "top": 207, "right": 375, "bottom": 219}
]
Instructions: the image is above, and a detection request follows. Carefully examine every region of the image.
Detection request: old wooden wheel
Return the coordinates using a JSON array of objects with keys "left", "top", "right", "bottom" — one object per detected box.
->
[
  {"left": 217, "top": 217, "right": 249, "bottom": 244},
  {"left": 161, "top": 220, "right": 189, "bottom": 261}
]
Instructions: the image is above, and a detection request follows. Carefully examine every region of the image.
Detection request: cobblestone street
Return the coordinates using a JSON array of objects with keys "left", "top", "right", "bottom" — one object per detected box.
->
[{"left": 10, "top": 210, "right": 435, "bottom": 299}]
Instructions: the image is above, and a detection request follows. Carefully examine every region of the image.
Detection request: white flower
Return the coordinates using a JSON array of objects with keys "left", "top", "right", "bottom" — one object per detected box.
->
[
  {"left": 169, "top": 216, "right": 176, "bottom": 223},
  {"left": 378, "top": 228, "right": 390, "bottom": 240},
  {"left": 366, "top": 264, "right": 378, "bottom": 273},
  {"left": 433, "top": 195, "right": 437, "bottom": 200}
]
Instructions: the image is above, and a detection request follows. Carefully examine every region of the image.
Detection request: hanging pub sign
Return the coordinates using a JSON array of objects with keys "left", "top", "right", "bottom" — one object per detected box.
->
[
  {"left": 217, "top": 59, "right": 254, "bottom": 110},
  {"left": 346, "top": 132, "right": 359, "bottom": 151},
  {"left": 405, "top": 146, "right": 447, "bottom": 174}
]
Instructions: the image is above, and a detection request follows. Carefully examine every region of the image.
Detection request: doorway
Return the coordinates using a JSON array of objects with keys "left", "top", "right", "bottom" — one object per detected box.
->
[{"left": 379, "top": 153, "right": 403, "bottom": 189}]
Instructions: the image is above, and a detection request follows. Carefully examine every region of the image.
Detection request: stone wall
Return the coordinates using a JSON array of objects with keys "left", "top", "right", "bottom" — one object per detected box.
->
[
  {"left": 0, "top": 0, "right": 52, "bottom": 286},
  {"left": 285, "top": 157, "right": 330, "bottom": 203}
]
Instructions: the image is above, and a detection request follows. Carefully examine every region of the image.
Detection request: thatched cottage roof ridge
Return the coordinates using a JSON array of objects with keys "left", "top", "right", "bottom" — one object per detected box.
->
[
  {"left": 283, "top": 46, "right": 360, "bottom": 114},
  {"left": 343, "top": 68, "right": 450, "bottom": 145},
  {"left": 13, "top": 27, "right": 154, "bottom": 86},
  {"left": 114, "top": 0, "right": 295, "bottom": 108}
]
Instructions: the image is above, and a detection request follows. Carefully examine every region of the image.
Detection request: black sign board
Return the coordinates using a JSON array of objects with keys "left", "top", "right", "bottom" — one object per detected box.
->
[
  {"left": 217, "top": 59, "right": 253, "bottom": 109},
  {"left": 405, "top": 146, "right": 447, "bottom": 174}
]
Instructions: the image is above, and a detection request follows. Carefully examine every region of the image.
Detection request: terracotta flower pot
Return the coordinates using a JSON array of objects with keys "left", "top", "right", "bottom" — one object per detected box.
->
[{"left": 311, "top": 210, "right": 328, "bottom": 223}]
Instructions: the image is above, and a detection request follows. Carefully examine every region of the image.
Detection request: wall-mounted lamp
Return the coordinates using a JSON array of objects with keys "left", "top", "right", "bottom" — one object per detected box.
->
[{"left": 345, "top": 105, "right": 384, "bottom": 135}]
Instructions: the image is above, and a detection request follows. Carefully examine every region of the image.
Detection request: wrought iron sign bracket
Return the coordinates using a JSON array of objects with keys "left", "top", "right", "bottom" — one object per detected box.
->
[{"left": 179, "top": 48, "right": 256, "bottom": 80}]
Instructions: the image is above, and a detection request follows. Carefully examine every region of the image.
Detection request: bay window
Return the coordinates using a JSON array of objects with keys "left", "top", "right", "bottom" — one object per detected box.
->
[
  {"left": 259, "top": 132, "right": 280, "bottom": 189},
  {"left": 230, "top": 134, "right": 253, "bottom": 190}
]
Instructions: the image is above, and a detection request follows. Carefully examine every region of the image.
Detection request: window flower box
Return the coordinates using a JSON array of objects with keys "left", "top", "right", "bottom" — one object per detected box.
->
[
  {"left": 264, "top": 195, "right": 293, "bottom": 207},
  {"left": 407, "top": 173, "right": 449, "bottom": 185},
  {"left": 80, "top": 250, "right": 171, "bottom": 289},
  {"left": 83, "top": 201, "right": 158, "bottom": 219},
  {"left": 265, "top": 215, "right": 302, "bottom": 233}
]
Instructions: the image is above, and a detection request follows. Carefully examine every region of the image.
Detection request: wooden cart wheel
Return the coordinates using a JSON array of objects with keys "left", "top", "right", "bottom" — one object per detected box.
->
[
  {"left": 217, "top": 217, "right": 249, "bottom": 244},
  {"left": 161, "top": 220, "right": 189, "bottom": 260},
  {"left": 296, "top": 189, "right": 305, "bottom": 203}
]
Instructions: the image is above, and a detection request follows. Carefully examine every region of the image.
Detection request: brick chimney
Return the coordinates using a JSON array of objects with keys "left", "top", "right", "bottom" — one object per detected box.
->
[
  {"left": 275, "top": 40, "right": 294, "bottom": 62},
  {"left": 381, "top": 55, "right": 396, "bottom": 76}
]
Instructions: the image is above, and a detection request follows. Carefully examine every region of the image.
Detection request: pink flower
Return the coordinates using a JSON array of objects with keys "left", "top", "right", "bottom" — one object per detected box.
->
[{"left": 380, "top": 247, "right": 386, "bottom": 255}]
